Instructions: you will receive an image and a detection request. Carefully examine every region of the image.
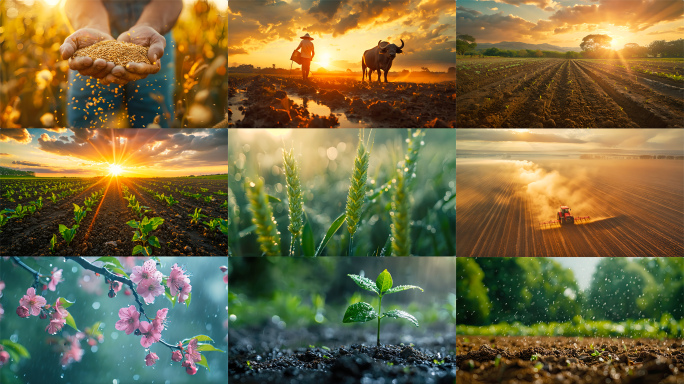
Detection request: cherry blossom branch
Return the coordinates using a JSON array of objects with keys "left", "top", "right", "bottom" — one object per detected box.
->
[
  {"left": 11, "top": 257, "right": 47, "bottom": 288},
  {"left": 63, "top": 257, "right": 181, "bottom": 352}
]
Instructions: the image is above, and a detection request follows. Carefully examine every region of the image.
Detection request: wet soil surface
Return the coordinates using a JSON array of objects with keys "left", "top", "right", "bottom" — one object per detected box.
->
[
  {"left": 230, "top": 324, "right": 456, "bottom": 383},
  {"left": 228, "top": 75, "right": 456, "bottom": 128},
  {"left": 456, "top": 336, "right": 684, "bottom": 384},
  {"left": 0, "top": 177, "right": 227, "bottom": 256}
]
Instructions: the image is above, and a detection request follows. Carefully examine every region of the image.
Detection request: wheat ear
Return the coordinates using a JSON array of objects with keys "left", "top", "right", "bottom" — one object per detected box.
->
[
  {"left": 283, "top": 148, "right": 304, "bottom": 256},
  {"left": 227, "top": 187, "right": 239, "bottom": 256},
  {"left": 345, "top": 133, "right": 370, "bottom": 251},
  {"left": 245, "top": 177, "right": 281, "bottom": 256},
  {"left": 391, "top": 129, "right": 425, "bottom": 256}
]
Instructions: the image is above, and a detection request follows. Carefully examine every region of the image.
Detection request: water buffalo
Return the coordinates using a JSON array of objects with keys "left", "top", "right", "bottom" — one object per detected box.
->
[{"left": 362, "top": 39, "right": 404, "bottom": 83}]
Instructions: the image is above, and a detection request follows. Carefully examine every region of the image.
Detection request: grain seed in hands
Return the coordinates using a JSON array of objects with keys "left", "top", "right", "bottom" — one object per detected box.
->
[{"left": 72, "top": 41, "right": 152, "bottom": 66}]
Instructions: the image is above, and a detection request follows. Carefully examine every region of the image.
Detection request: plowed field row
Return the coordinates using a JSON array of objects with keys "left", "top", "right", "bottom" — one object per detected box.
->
[
  {"left": 457, "top": 58, "right": 684, "bottom": 127},
  {"left": 456, "top": 159, "right": 684, "bottom": 257}
]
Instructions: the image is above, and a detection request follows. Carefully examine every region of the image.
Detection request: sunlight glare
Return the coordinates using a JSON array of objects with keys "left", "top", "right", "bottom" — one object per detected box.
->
[
  {"left": 108, "top": 163, "right": 124, "bottom": 176},
  {"left": 318, "top": 53, "right": 331, "bottom": 69},
  {"left": 41, "top": 0, "right": 61, "bottom": 6}
]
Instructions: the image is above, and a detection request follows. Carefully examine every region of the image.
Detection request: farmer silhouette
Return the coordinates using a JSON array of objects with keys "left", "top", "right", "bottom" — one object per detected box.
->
[
  {"left": 294, "top": 33, "right": 315, "bottom": 81},
  {"left": 59, "top": 0, "right": 182, "bottom": 127}
]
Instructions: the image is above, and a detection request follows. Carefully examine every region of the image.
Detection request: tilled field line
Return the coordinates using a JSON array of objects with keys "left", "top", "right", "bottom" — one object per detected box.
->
[
  {"left": 575, "top": 61, "right": 668, "bottom": 127},
  {"left": 82, "top": 177, "right": 112, "bottom": 242}
]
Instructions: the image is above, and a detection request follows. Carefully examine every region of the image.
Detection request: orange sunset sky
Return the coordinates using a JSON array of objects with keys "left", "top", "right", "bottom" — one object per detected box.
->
[
  {"left": 457, "top": 0, "right": 683, "bottom": 49},
  {"left": 0, "top": 129, "right": 227, "bottom": 177},
  {"left": 228, "top": 0, "right": 457, "bottom": 72}
]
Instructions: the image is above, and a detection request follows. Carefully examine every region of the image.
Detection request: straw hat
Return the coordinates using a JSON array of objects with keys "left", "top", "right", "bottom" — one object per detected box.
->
[{"left": 300, "top": 33, "right": 314, "bottom": 40}]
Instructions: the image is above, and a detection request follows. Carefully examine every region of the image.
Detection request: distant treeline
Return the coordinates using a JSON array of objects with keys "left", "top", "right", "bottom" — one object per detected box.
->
[
  {"left": 457, "top": 258, "right": 683, "bottom": 326},
  {"left": 580, "top": 154, "right": 684, "bottom": 160},
  {"left": 463, "top": 48, "right": 581, "bottom": 59},
  {"left": 0, "top": 167, "right": 35, "bottom": 177}
]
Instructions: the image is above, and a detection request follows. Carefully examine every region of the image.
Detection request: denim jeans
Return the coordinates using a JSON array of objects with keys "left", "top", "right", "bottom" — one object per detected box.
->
[{"left": 66, "top": 1, "right": 175, "bottom": 127}]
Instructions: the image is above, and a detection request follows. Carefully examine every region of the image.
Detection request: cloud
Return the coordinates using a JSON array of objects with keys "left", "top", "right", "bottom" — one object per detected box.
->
[
  {"left": 456, "top": 6, "right": 482, "bottom": 16},
  {"left": 0, "top": 129, "right": 31, "bottom": 143},
  {"left": 490, "top": 7, "right": 499, "bottom": 11},
  {"left": 36, "top": 129, "right": 227, "bottom": 170},
  {"left": 394, "top": 23, "right": 456, "bottom": 67},
  {"left": 457, "top": 11, "right": 539, "bottom": 42},
  {"left": 12, "top": 160, "right": 45, "bottom": 167},
  {"left": 537, "top": 0, "right": 684, "bottom": 33},
  {"left": 0, "top": 153, "right": 11, "bottom": 157},
  {"left": 487, "top": 0, "right": 559, "bottom": 11},
  {"left": 457, "top": 130, "right": 587, "bottom": 144}
]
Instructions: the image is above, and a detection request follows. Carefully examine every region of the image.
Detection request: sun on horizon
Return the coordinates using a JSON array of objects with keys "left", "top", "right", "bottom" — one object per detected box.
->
[{"left": 108, "top": 163, "right": 125, "bottom": 176}]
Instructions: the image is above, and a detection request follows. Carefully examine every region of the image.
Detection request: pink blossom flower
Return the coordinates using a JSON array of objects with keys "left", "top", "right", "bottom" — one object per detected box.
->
[
  {"left": 171, "top": 350, "right": 183, "bottom": 362},
  {"left": 78, "top": 270, "right": 102, "bottom": 295},
  {"left": 137, "top": 279, "right": 164, "bottom": 304},
  {"left": 152, "top": 308, "right": 168, "bottom": 333},
  {"left": 139, "top": 321, "right": 161, "bottom": 348},
  {"left": 0, "top": 350, "right": 9, "bottom": 366},
  {"left": 185, "top": 338, "right": 202, "bottom": 363},
  {"left": 167, "top": 263, "right": 191, "bottom": 296},
  {"left": 224, "top": 274, "right": 228, "bottom": 284},
  {"left": 59, "top": 335, "right": 84, "bottom": 367},
  {"left": 19, "top": 287, "right": 46, "bottom": 316},
  {"left": 46, "top": 318, "right": 65, "bottom": 335},
  {"left": 115, "top": 305, "right": 140, "bottom": 335},
  {"left": 48, "top": 268, "right": 63, "bottom": 291},
  {"left": 0, "top": 303, "right": 4, "bottom": 321},
  {"left": 145, "top": 352, "right": 159, "bottom": 366},
  {"left": 186, "top": 365, "right": 198, "bottom": 375},
  {"left": 0, "top": 281, "right": 5, "bottom": 295},
  {"left": 16, "top": 305, "right": 29, "bottom": 318},
  {"left": 130, "top": 259, "right": 162, "bottom": 285}
]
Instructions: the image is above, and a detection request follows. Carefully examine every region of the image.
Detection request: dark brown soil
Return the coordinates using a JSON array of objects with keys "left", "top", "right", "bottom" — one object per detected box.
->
[
  {"left": 229, "top": 75, "right": 456, "bottom": 128},
  {"left": 230, "top": 323, "right": 456, "bottom": 384},
  {"left": 457, "top": 59, "right": 683, "bottom": 128},
  {"left": 0, "top": 177, "right": 227, "bottom": 256},
  {"left": 456, "top": 336, "right": 684, "bottom": 384}
]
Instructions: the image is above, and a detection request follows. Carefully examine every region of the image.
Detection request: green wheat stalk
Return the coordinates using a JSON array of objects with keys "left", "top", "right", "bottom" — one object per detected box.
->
[
  {"left": 345, "top": 132, "right": 370, "bottom": 255},
  {"left": 391, "top": 129, "right": 425, "bottom": 256},
  {"left": 283, "top": 148, "right": 303, "bottom": 257},
  {"left": 245, "top": 177, "right": 281, "bottom": 256},
  {"left": 227, "top": 187, "right": 239, "bottom": 256}
]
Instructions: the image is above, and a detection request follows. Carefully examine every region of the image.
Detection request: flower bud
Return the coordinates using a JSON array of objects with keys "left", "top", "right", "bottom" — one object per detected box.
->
[
  {"left": 0, "top": 351, "right": 9, "bottom": 365},
  {"left": 186, "top": 365, "right": 197, "bottom": 375},
  {"left": 39, "top": 310, "right": 47, "bottom": 320},
  {"left": 108, "top": 289, "right": 116, "bottom": 298},
  {"left": 219, "top": 266, "right": 228, "bottom": 272},
  {"left": 134, "top": 329, "right": 141, "bottom": 336},
  {"left": 16, "top": 306, "right": 30, "bottom": 318},
  {"left": 171, "top": 350, "right": 183, "bottom": 362}
]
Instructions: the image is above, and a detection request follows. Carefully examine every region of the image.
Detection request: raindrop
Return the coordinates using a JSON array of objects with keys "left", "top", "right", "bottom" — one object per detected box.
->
[{"left": 92, "top": 302, "right": 101, "bottom": 310}]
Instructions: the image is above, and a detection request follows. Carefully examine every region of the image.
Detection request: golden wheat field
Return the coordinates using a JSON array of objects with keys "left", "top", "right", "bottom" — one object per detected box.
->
[{"left": 1, "top": 0, "right": 227, "bottom": 128}]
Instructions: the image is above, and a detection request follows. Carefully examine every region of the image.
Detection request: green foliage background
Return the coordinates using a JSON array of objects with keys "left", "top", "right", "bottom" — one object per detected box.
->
[{"left": 457, "top": 257, "right": 683, "bottom": 330}]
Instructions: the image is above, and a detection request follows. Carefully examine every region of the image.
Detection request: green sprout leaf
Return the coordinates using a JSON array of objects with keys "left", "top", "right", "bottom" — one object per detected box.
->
[
  {"left": 385, "top": 285, "right": 424, "bottom": 295},
  {"left": 315, "top": 212, "right": 346, "bottom": 256},
  {"left": 381, "top": 309, "right": 419, "bottom": 327},
  {"left": 348, "top": 274, "right": 379, "bottom": 295},
  {"left": 375, "top": 269, "right": 393, "bottom": 294},
  {"left": 195, "top": 344, "right": 225, "bottom": 353},
  {"left": 65, "top": 313, "right": 78, "bottom": 331},
  {"left": 342, "top": 302, "right": 378, "bottom": 323},
  {"left": 57, "top": 297, "right": 75, "bottom": 309}
]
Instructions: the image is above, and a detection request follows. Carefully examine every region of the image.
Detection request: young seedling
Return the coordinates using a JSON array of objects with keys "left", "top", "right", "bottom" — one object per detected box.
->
[
  {"left": 188, "top": 208, "right": 207, "bottom": 224},
  {"left": 126, "top": 216, "right": 164, "bottom": 256},
  {"left": 342, "top": 269, "right": 423, "bottom": 347},
  {"left": 59, "top": 224, "right": 79, "bottom": 246},
  {"left": 73, "top": 203, "right": 90, "bottom": 225},
  {"left": 49, "top": 234, "right": 58, "bottom": 254}
]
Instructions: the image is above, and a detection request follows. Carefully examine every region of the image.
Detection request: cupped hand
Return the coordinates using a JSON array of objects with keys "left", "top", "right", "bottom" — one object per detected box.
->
[
  {"left": 60, "top": 28, "right": 116, "bottom": 80},
  {"left": 102, "top": 26, "right": 165, "bottom": 85}
]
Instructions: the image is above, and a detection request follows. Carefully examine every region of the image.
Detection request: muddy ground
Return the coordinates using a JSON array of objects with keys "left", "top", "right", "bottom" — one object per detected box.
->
[
  {"left": 229, "top": 323, "right": 456, "bottom": 384},
  {"left": 228, "top": 75, "right": 456, "bottom": 128},
  {"left": 456, "top": 336, "right": 684, "bottom": 384}
]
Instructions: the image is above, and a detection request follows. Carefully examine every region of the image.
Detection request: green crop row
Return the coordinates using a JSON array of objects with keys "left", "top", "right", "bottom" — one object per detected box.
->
[{"left": 457, "top": 315, "right": 683, "bottom": 339}]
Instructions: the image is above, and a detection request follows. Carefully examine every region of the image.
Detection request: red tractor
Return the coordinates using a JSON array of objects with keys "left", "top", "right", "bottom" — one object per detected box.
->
[{"left": 557, "top": 206, "right": 574, "bottom": 225}]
